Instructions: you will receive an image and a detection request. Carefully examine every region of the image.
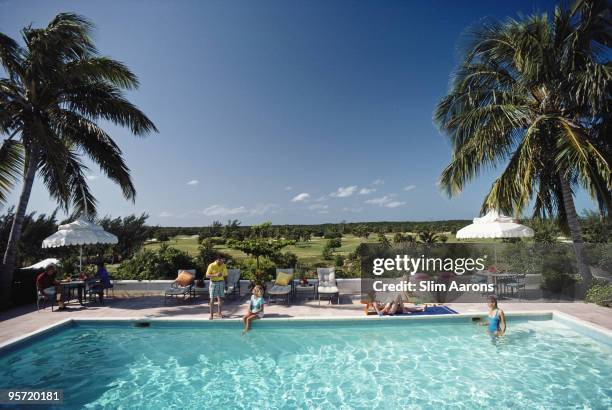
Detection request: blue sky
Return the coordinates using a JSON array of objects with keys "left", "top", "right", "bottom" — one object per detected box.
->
[{"left": 1, "top": 0, "right": 596, "bottom": 226}]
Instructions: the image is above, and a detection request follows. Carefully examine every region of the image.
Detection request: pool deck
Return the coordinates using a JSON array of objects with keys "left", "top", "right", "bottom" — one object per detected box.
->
[{"left": 1, "top": 294, "right": 611, "bottom": 345}]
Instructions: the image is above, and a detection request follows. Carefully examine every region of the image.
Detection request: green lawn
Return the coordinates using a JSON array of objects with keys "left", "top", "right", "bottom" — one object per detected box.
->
[{"left": 142, "top": 233, "right": 505, "bottom": 267}]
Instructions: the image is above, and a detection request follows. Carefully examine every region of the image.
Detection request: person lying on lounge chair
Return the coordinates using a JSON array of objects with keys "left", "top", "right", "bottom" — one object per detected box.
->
[{"left": 373, "top": 295, "right": 403, "bottom": 316}]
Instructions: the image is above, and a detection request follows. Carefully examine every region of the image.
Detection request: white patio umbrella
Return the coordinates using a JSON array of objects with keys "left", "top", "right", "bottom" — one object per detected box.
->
[
  {"left": 21, "top": 258, "right": 60, "bottom": 270},
  {"left": 456, "top": 210, "right": 534, "bottom": 239},
  {"left": 42, "top": 219, "right": 118, "bottom": 271},
  {"left": 456, "top": 210, "right": 534, "bottom": 265}
]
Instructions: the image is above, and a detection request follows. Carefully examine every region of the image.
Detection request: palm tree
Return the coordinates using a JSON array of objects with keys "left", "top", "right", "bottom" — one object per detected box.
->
[
  {"left": 434, "top": 0, "right": 610, "bottom": 293},
  {"left": 417, "top": 230, "right": 442, "bottom": 244},
  {"left": 0, "top": 14, "right": 157, "bottom": 306}
]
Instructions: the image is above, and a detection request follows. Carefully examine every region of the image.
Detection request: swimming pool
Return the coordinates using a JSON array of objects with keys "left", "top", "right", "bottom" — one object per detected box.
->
[{"left": 0, "top": 314, "right": 611, "bottom": 409}]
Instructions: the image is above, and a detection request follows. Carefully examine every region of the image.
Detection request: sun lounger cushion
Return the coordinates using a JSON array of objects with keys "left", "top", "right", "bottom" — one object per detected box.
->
[
  {"left": 166, "top": 286, "right": 188, "bottom": 295},
  {"left": 269, "top": 285, "right": 291, "bottom": 295},
  {"left": 176, "top": 271, "right": 194, "bottom": 286},
  {"left": 275, "top": 271, "right": 293, "bottom": 286},
  {"left": 318, "top": 285, "right": 339, "bottom": 294}
]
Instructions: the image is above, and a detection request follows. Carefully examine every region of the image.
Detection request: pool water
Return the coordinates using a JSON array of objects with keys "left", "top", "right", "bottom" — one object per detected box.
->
[{"left": 0, "top": 317, "right": 611, "bottom": 409}]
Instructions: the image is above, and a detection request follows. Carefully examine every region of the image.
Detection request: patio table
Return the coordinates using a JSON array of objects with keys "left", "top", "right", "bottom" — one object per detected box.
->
[
  {"left": 293, "top": 282, "right": 317, "bottom": 301},
  {"left": 475, "top": 271, "right": 514, "bottom": 297},
  {"left": 59, "top": 280, "right": 85, "bottom": 305}
]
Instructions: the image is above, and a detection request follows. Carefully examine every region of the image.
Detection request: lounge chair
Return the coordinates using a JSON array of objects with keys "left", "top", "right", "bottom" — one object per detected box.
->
[
  {"left": 191, "top": 279, "right": 209, "bottom": 301},
  {"left": 317, "top": 267, "right": 339, "bottom": 305},
  {"left": 226, "top": 269, "right": 241, "bottom": 299},
  {"left": 268, "top": 268, "right": 294, "bottom": 304},
  {"left": 164, "top": 269, "right": 195, "bottom": 305}
]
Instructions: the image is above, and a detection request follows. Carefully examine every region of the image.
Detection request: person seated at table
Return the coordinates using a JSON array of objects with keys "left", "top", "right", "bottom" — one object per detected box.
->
[
  {"left": 94, "top": 261, "right": 113, "bottom": 289},
  {"left": 36, "top": 263, "right": 66, "bottom": 310},
  {"left": 85, "top": 261, "right": 113, "bottom": 303}
]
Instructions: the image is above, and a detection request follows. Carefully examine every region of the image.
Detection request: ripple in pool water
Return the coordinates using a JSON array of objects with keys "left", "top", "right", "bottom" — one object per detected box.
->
[{"left": 0, "top": 319, "right": 611, "bottom": 409}]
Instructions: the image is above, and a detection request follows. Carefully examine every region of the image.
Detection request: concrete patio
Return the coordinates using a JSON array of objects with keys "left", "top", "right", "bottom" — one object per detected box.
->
[{"left": 1, "top": 291, "right": 611, "bottom": 346}]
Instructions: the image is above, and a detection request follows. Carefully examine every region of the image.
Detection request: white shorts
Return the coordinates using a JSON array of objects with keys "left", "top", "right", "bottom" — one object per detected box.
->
[{"left": 42, "top": 287, "right": 56, "bottom": 297}]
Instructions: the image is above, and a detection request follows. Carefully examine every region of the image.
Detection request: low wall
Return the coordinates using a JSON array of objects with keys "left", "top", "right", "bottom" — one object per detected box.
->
[{"left": 113, "top": 278, "right": 362, "bottom": 294}]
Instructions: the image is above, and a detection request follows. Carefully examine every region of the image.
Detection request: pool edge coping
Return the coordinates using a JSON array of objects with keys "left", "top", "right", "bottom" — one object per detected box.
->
[{"left": 1, "top": 310, "right": 610, "bottom": 353}]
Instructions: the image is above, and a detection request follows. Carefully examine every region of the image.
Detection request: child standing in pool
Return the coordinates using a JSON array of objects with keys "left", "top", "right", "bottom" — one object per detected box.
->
[
  {"left": 484, "top": 295, "right": 506, "bottom": 335},
  {"left": 242, "top": 285, "right": 265, "bottom": 334}
]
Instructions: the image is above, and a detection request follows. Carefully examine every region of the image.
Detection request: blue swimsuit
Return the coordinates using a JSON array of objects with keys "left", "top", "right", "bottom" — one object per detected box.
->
[{"left": 488, "top": 309, "right": 500, "bottom": 332}]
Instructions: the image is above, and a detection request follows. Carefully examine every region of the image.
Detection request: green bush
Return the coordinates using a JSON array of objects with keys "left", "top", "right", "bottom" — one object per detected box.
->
[
  {"left": 585, "top": 281, "right": 612, "bottom": 306},
  {"left": 541, "top": 271, "right": 578, "bottom": 294},
  {"left": 116, "top": 245, "right": 197, "bottom": 280},
  {"left": 238, "top": 257, "right": 276, "bottom": 283}
]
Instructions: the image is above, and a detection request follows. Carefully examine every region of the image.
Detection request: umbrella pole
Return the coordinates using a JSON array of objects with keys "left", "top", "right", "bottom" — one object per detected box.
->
[{"left": 79, "top": 246, "right": 83, "bottom": 272}]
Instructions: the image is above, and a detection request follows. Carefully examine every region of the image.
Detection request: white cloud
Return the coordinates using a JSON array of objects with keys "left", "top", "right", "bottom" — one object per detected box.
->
[
  {"left": 200, "top": 205, "right": 247, "bottom": 216},
  {"left": 385, "top": 201, "right": 405, "bottom": 208},
  {"left": 250, "top": 204, "right": 277, "bottom": 215},
  {"left": 404, "top": 185, "right": 416, "bottom": 191},
  {"left": 365, "top": 195, "right": 406, "bottom": 208},
  {"left": 318, "top": 210, "right": 330, "bottom": 214},
  {"left": 308, "top": 203, "right": 328, "bottom": 211},
  {"left": 86, "top": 174, "right": 99, "bottom": 180},
  {"left": 291, "top": 192, "right": 310, "bottom": 202},
  {"left": 186, "top": 179, "right": 199, "bottom": 186},
  {"left": 315, "top": 196, "right": 327, "bottom": 202},
  {"left": 342, "top": 207, "right": 363, "bottom": 213},
  {"left": 373, "top": 179, "right": 385, "bottom": 185},
  {"left": 358, "top": 187, "right": 376, "bottom": 195},
  {"left": 158, "top": 211, "right": 173, "bottom": 217},
  {"left": 285, "top": 186, "right": 292, "bottom": 191},
  {"left": 330, "top": 186, "right": 358, "bottom": 198}
]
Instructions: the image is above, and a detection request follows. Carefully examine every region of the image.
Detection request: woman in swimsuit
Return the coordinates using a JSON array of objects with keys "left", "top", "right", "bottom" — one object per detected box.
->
[{"left": 484, "top": 295, "right": 506, "bottom": 336}]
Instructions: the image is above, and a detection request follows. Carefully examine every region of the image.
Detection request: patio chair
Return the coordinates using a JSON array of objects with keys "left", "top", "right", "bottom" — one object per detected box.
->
[
  {"left": 36, "top": 286, "right": 55, "bottom": 312},
  {"left": 84, "top": 279, "right": 105, "bottom": 305},
  {"left": 505, "top": 273, "right": 527, "bottom": 299},
  {"left": 226, "top": 269, "right": 241, "bottom": 299},
  {"left": 164, "top": 269, "right": 195, "bottom": 305},
  {"left": 268, "top": 268, "right": 294, "bottom": 305},
  {"left": 317, "top": 267, "right": 339, "bottom": 305}
]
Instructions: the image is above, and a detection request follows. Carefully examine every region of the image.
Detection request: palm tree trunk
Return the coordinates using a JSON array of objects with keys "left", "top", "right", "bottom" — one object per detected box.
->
[
  {"left": 558, "top": 174, "right": 592, "bottom": 295},
  {"left": 0, "top": 151, "right": 38, "bottom": 308}
]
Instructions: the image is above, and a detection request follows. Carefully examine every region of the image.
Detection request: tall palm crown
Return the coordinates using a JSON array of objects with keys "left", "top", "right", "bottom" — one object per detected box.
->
[
  {"left": 434, "top": 0, "right": 610, "bottom": 290},
  {"left": 434, "top": 0, "right": 610, "bottom": 225},
  {"left": 0, "top": 14, "right": 156, "bottom": 305},
  {"left": 0, "top": 13, "right": 156, "bottom": 211}
]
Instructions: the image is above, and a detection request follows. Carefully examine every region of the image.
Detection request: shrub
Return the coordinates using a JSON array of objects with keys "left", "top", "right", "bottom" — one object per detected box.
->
[
  {"left": 585, "top": 281, "right": 612, "bottom": 306},
  {"left": 239, "top": 257, "right": 275, "bottom": 283},
  {"left": 541, "top": 271, "right": 578, "bottom": 294},
  {"left": 334, "top": 254, "right": 345, "bottom": 267},
  {"left": 116, "top": 245, "right": 197, "bottom": 280}
]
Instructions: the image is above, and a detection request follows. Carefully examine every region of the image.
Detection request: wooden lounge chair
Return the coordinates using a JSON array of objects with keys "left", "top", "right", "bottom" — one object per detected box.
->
[
  {"left": 164, "top": 269, "right": 195, "bottom": 305},
  {"left": 268, "top": 268, "right": 294, "bottom": 305},
  {"left": 317, "top": 267, "right": 339, "bottom": 305}
]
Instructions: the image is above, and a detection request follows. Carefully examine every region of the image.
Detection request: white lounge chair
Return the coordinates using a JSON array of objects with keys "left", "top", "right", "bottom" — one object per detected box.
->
[
  {"left": 164, "top": 269, "right": 195, "bottom": 305},
  {"left": 268, "top": 268, "right": 294, "bottom": 304},
  {"left": 226, "top": 269, "right": 241, "bottom": 299},
  {"left": 317, "top": 267, "right": 339, "bottom": 305}
]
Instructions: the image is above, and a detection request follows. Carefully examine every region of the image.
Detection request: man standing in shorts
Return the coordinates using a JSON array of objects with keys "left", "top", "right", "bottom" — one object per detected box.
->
[{"left": 206, "top": 257, "right": 228, "bottom": 320}]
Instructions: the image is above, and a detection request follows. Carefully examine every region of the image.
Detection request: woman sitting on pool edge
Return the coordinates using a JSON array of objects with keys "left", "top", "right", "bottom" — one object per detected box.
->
[
  {"left": 242, "top": 285, "right": 265, "bottom": 334},
  {"left": 482, "top": 295, "right": 506, "bottom": 336}
]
